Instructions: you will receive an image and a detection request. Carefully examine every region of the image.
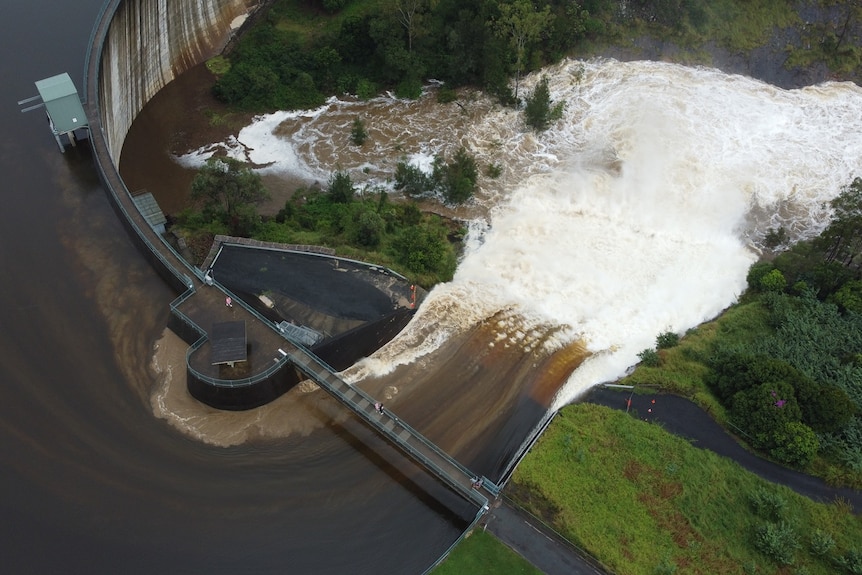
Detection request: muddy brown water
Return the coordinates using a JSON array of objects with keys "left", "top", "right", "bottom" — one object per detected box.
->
[
  {"left": 0, "top": 5, "right": 576, "bottom": 575},
  {"left": 0, "top": 8, "right": 581, "bottom": 575}
]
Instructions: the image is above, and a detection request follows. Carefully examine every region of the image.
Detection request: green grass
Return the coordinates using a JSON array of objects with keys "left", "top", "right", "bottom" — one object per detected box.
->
[
  {"left": 205, "top": 55, "right": 231, "bottom": 76},
  {"left": 271, "top": 0, "right": 384, "bottom": 43},
  {"left": 704, "top": 0, "right": 799, "bottom": 52},
  {"left": 619, "top": 301, "right": 771, "bottom": 419},
  {"left": 509, "top": 403, "right": 862, "bottom": 575},
  {"left": 431, "top": 529, "right": 543, "bottom": 575}
]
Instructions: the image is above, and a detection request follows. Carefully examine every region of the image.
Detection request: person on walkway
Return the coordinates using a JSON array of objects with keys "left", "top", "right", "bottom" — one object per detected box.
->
[
  {"left": 225, "top": 296, "right": 233, "bottom": 307},
  {"left": 374, "top": 402, "right": 384, "bottom": 414}
]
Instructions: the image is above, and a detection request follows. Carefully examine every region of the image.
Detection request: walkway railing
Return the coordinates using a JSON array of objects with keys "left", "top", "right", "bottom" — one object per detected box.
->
[{"left": 284, "top": 345, "right": 500, "bottom": 509}]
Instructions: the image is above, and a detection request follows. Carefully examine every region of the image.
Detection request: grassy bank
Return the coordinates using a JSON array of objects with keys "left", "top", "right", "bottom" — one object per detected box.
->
[
  {"left": 431, "top": 530, "right": 542, "bottom": 575},
  {"left": 508, "top": 403, "right": 862, "bottom": 575}
]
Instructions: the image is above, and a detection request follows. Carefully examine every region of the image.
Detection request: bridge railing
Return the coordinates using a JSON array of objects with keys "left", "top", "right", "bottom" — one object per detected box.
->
[{"left": 285, "top": 345, "right": 498, "bottom": 505}]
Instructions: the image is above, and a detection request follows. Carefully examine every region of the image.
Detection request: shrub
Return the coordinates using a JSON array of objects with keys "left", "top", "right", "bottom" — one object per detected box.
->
[
  {"left": 760, "top": 269, "right": 788, "bottom": 293},
  {"left": 486, "top": 162, "right": 503, "bottom": 179},
  {"left": 350, "top": 117, "right": 368, "bottom": 146},
  {"left": 656, "top": 331, "right": 680, "bottom": 350},
  {"left": 638, "top": 348, "right": 660, "bottom": 367},
  {"left": 769, "top": 421, "right": 818, "bottom": 467},
  {"left": 729, "top": 382, "right": 802, "bottom": 449},
  {"left": 753, "top": 521, "right": 799, "bottom": 566},
  {"left": 524, "top": 75, "right": 565, "bottom": 132},
  {"left": 395, "top": 76, "right": 423, "bottom": 99},
  {"left": 356, "top": 78, "right": 378, "bottom": 100},
  {"left": 838, "top": 549, "right": 862, "bottom": 574},
  {"left": 808, "top": 529, "right": 835, "bottom": 557},
  {"left": 436, "top": 85, "right": 457, "bottom": 103},
  {"left": 748, "top": 486, "right": 787, "bottom": 521}
]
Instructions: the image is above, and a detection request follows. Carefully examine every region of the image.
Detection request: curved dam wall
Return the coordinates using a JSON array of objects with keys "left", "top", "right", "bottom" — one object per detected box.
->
[
  {"left": 97, "top": 0, "right": 250, "bottom": 162},
  {"left": 86, "top": 0, "right": 304, "bottom": 410}
]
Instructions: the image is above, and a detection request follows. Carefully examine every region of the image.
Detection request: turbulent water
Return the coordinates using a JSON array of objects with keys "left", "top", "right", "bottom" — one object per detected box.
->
[{"left": 176, "top": 57, "right": 862, "bottom": 415}]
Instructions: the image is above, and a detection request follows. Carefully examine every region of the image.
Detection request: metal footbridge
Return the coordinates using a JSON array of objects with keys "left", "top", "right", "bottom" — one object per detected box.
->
[{"left": 282, "top": 345, "right": 500, "bottom": 510}]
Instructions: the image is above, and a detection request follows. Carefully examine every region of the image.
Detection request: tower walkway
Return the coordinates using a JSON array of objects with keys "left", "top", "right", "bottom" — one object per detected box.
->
[{"left": 283, "top": 346, "right": 500, "bottom": 510}]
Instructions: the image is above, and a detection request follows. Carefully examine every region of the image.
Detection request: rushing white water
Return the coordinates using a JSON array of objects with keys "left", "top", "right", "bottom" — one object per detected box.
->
[{"left": 176, "top": 58, "right": 862, "bottom": 410}]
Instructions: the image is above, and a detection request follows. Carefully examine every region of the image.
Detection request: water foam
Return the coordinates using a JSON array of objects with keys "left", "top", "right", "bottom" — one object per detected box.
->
[
  {"left": 182, "top": 58, "right": 862, "bottom": 409},
  {"left": 365, "top": 59, "right": 862, "bottom": 408}
]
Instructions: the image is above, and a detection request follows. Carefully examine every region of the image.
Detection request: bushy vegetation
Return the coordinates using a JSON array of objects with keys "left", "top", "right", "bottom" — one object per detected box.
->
[
  {"left": 185, "top": 156, "right": 270, "bottom": 237},
  {"left": 523, "top": 76, "right": 565, "bottom": 132},
  {"left": 510, "top": 403, "right": 862, "bottom": 575},
  {"left": 624, "top": 178, "right": 862, "bottom": 484},
  {"left": 267, "top": 170, "right": 459, "bottom": 286},
  {"left": 393, "top": 146, "right": 479, "bottom": 205},
  {"left": 211, "top": 0, "right": 825, "bottom": 116}
]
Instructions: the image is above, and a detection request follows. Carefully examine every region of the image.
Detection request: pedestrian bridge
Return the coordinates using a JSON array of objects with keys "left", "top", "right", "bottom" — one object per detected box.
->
[{"left": 282, "top": 344, "right": 500, "bottom": 510}]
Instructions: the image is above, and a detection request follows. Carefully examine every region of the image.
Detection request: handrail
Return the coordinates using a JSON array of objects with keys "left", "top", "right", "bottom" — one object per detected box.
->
[
  {"left": 284, "top": 345, "right": 498, "bottom": 507},
  {"left": 82, "top": 0, "right": 118, "bottom": 103}
]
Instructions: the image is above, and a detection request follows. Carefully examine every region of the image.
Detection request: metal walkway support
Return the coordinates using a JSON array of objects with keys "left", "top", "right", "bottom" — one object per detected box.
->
[{"left": 282, "top": 346, "right": 500, "bottom": 510}]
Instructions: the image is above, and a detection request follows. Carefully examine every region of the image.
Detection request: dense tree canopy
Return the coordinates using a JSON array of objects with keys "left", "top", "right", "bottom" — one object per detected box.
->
[{"left": 190, "top": 157, "right": 269, "bottom": 236}]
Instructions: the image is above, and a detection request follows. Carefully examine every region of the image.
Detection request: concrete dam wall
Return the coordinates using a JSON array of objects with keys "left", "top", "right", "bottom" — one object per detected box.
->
[{"left": 96, "top": 0, "right": 251, "bottom": 162}]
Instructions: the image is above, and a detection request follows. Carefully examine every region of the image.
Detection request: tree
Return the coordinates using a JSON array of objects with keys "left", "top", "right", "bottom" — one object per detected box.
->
[
  {"left": 831, "top": 279, "right": 862, "bottom": 313},
  {"left": 816, "top": 177, "right": 862, "bottom": 270},
  {"left": 760, "top": 269, "right": 788, "bottom": 293},
  {"left": 394, "top": 161, "right": 432, "bottom": 197},
  {"left": 350, "top": 117, "right": 368, "bottom": 146},
  {"left": 327, "top": 170, "right": 356, "bottom": 204},
  {"left": 432, "top": 146, "right": 478, "bottom": 204},
  {"left": 190, "top": 157, "right": 269, "bottom": 236},
  {"left": 492, "top": 0, "right": 554, "bottom": 103},
  {"left": 395, "top": 223, "right": 451, "bottom": 275},
  {"left": 349, "top": 207, "right": 386, "bottom": 248},
  {"left": 523, "top": 75, "right": 565, "bottom": 131},
  {"left": 393, "top": 0, "right": 424, "bottom": 53}
]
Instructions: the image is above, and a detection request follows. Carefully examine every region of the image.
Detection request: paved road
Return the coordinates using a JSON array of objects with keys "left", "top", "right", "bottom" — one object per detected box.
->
[
  {"left": 479, "top": 386, "right": 862, "bottom": 575},
  {"left": 483, "top": 499, "right": 609, "bottom": 575},
  {"left": 586, "top": 386, "right": 862, "bottom": 513}
]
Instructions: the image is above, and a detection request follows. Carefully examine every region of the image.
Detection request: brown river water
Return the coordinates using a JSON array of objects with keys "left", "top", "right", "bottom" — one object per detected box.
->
[{"left": 1, "top": 3, "right": 579, "bottom": 573}]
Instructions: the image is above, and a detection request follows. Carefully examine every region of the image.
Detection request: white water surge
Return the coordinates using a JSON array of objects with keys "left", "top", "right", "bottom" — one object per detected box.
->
[{"left": 177, "top": 58, "right": 862, "bottom": 410}]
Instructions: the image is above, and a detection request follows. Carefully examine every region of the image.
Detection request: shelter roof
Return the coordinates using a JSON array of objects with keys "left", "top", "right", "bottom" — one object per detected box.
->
[
  {"left": 210, "top": 321, "right": 247, "bottom": 365},
  {"left": 35, "top": 73, "right": 87, "bottom": 134}
]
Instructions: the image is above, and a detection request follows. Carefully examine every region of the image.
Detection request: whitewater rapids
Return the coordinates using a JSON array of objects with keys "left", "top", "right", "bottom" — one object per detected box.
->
[{"left": 176, "top": 58, "right": 862, "bottom": 411}]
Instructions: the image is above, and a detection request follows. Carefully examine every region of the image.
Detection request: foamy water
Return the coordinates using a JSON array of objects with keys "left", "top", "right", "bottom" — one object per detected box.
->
[{"left": 176, "top": 58, "right": 862, "bottom": 411}]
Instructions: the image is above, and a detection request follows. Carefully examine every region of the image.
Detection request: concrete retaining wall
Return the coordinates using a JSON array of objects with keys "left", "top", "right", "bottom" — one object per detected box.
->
[{"left": 98, "top": 0, "right": 250, "bottom": 161}]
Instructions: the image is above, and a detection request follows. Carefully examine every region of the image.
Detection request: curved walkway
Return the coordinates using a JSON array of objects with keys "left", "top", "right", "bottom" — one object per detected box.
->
[{"left": 586, "top": 386, "right": 862, "bottom": 513}]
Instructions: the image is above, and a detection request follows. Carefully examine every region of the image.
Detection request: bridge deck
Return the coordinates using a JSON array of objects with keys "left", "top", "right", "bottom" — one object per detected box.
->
[{"left": 285, "top": 347, "right": 499, "bottom": 509}]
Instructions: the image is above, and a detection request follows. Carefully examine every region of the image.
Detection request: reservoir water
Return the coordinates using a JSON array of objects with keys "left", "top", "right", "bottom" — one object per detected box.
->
[
  {"left": 6, "top": 1, "right": 862, "bottom": 573},
  {"left": 1, "top": 3, "right": 470, "bottom": 573}
]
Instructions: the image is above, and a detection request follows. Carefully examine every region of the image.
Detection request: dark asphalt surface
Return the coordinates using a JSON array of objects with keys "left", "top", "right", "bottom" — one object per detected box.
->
[
  {"left": 586, "top": 387, "right": 862, "bottom": 513},
  {"left": 212, "top": 245, "right": 397, "bottom": 321},
  {"left": 483, "top": 500, "right": 608, "bottom": 575},
  {"left": 482, "top": 386, "right": 861, "bottom": 575}
]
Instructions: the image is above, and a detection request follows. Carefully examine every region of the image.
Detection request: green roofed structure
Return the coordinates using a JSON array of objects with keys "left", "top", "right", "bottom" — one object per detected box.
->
[{"left": 33, "top": 73, "right": 88, "bottom": 152}]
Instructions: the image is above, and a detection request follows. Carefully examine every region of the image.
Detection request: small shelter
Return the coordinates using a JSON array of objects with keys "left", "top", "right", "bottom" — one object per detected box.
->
[
  {"left": 210, "top": 321, "right": 248, "bottom": 367},
  {"left": 31, "top": 73, "right": 89, "bottom": 152},
  {"left": 131, "top": 190, "right": 168, "bottom": 234}
]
